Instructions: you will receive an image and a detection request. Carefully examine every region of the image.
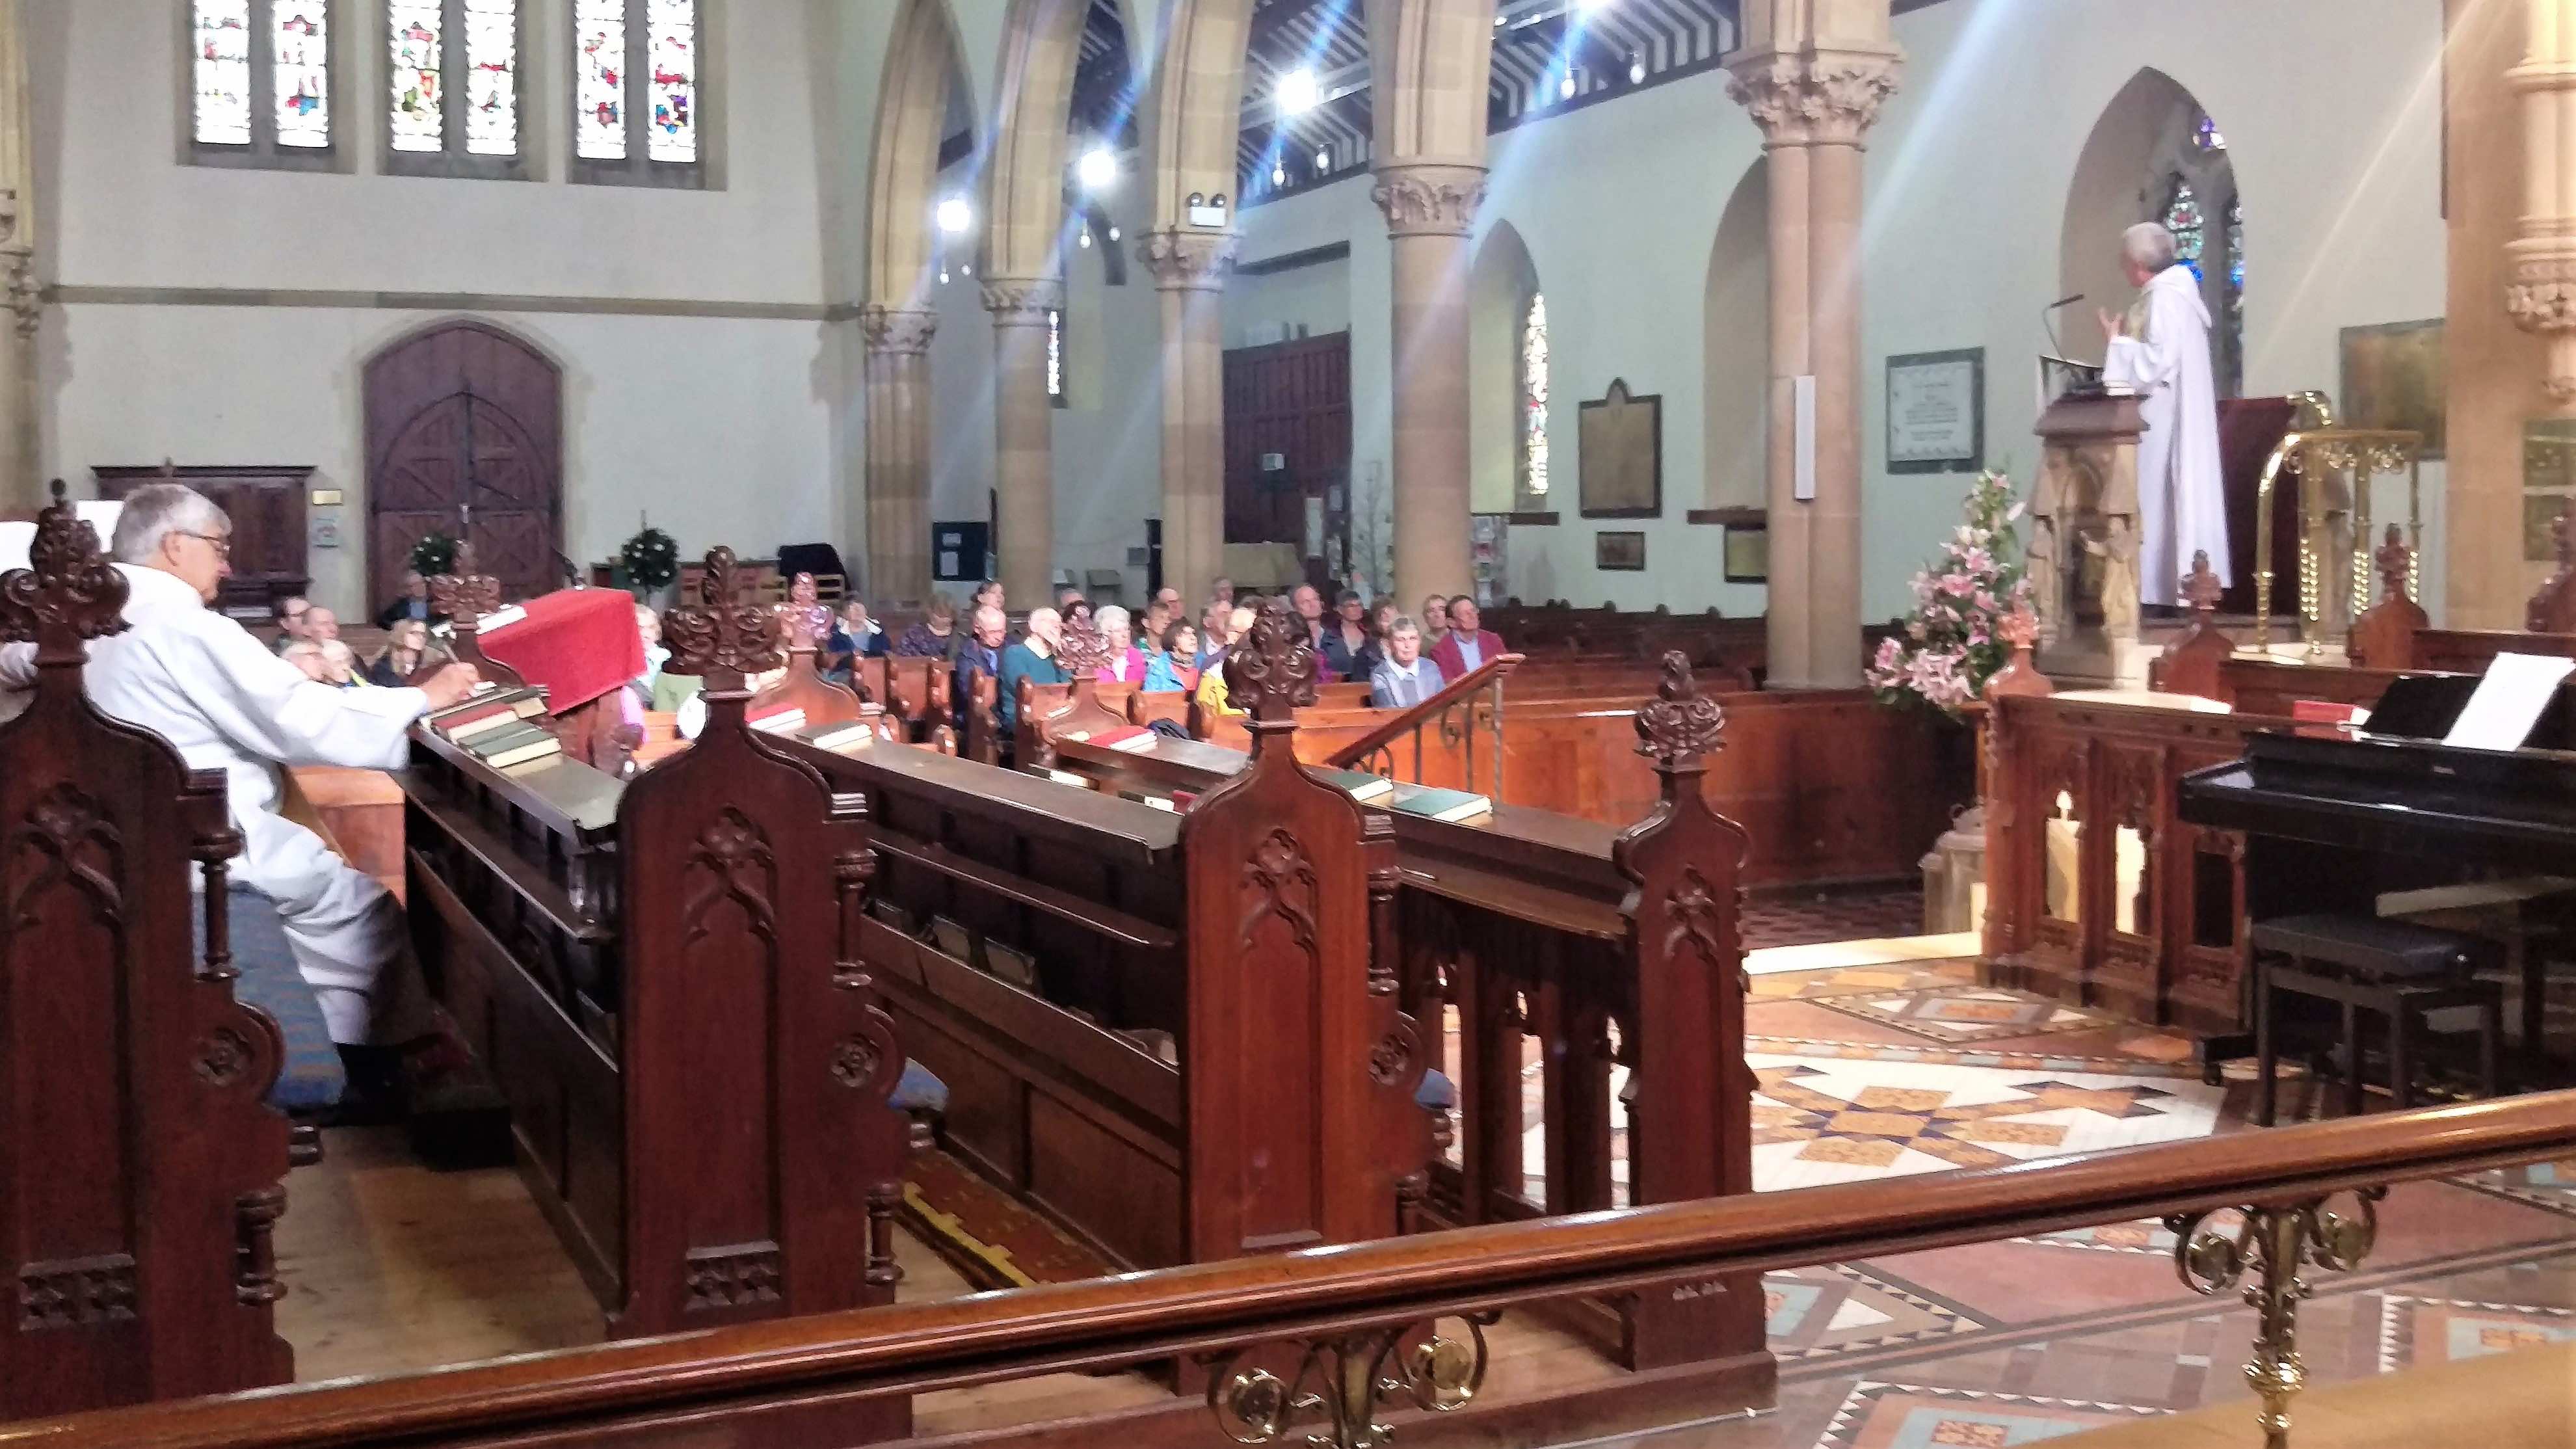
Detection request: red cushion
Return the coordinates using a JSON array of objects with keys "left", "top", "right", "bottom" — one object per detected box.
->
[{"left": 477, "top": 589, "right": 647, "bottom": 712}]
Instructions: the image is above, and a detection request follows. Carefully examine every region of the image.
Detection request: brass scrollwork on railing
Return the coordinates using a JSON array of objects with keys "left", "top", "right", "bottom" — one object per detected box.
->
[
  {"left": 1204, "top": 1313, "right": 1497, "bottom": 1449},
  {"left": 2164, "top": 1188, "right": 2383, "bottom": 1449}
]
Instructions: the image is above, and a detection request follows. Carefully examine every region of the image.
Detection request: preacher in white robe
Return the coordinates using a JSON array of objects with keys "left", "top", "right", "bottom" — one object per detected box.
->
[
  {"left": 2101, "top": 221, "right": 2231, "bottom": 607},
  {"left": 0, "top": 485, "right": 479, "bottom": 1044}
]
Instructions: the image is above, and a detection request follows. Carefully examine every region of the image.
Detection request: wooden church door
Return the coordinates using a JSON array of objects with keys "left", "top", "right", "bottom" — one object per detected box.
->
[{"left": 364, "top": 321, "right": 564, "bottom": 605}]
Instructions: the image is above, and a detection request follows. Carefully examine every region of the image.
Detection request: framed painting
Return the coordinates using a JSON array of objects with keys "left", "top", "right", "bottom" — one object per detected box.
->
[
  {"left": 1578, "top": 379, "right": 1663, "bottom": 518},
  {"left": 1595, "top": 530, "right": 1647, "bottom": 572},
  {"left": 2339, "top": 319, "right": 2446, "bottom": 460}
]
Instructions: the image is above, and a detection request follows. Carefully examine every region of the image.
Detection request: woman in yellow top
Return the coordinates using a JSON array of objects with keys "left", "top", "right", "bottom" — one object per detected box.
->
[{"left": 1193, "top": 604, "right": 1258, "bottom": 715}]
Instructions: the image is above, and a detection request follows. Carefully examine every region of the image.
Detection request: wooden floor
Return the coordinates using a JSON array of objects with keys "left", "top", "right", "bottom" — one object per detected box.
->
[{"left": 271, "top": 1129, "right": 1614, "bottom": 1437}]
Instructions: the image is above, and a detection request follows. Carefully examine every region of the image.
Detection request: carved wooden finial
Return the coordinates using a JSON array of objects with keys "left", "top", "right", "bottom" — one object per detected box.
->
[
  {"left": 1225, "top": 596, "right": 1319, "bottom": 728},
  {"left": 0, "top": 479, "right": 129, "bottom": 663},
  {"left": 2374, "top": 524, "right": 2413, "bottom": 603},
  {"left": 1633, "top": 651, "right": 1725, "bottom": 773},
  {"left": 2182, "top": 550, "right": 2224, "bottom": 620},
  {"left": 1054, "top": 620, "right": 1109, "bottom": 680},
  {"left": 1999, "top": 604, "right": 2039, "bottom": 654},
  {"left": 429, "top": 541, "right": 503, "bottom": 626},
  {"left": 664, "top": 546, "right": 783, "bottom": 691}
]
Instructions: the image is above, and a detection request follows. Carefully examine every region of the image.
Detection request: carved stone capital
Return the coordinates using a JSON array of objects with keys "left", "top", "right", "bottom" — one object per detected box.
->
[
  {"left": 980, "top": 277, "right": 1063, "bottom": 321},
  {"left": 1136, "top": 228, "right": 1237, "bottom": 293},
  {"left": 1723, "top": 46, "right": 1904, "bottom": 146},
  {"left": 1371, "top": 165, "right": 1486, "bottom": 239},
  {"left": 859, "top": 304, "right": 936, "bottom": 357},
  {"left": 2506, "top": 241, "right": 2576, "bottom": 401},
  {"left": 3, "top": 246, "right": 36, "bottom": 341}
]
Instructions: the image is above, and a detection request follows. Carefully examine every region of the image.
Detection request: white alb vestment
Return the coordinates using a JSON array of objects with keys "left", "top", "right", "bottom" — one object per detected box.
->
[
  {"left": 0, "top": 565, "right": 431, "bottom": 1043},
  {"left": 2105, "top": 262, "right": 2231, "bottom": 606}
]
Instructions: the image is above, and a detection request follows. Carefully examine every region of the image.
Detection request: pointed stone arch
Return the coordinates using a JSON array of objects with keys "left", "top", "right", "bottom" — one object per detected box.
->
[
  {"left": 860, "top": 0, "right": 974, "bottom": 605},
  {"left": 1468, "top": 220, "right": 1541, "bottom": 514},
  {"left": 1704, "top": 159, "right": 1768, "bottom": 511},
  {"left": 2060, "top": 67, "right": 2244, "bottom": 395}
]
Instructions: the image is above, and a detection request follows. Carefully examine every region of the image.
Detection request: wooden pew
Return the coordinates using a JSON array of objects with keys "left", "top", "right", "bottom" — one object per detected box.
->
[
  {"left": 0, "top": 487, "right": 299, "bottom": 1416},
  {"left": 780, "top": 601, "right": 1438, "bottom": 1273},
  {"left": 400, "top": 548, "right": 913, "bottom": 1368},
  {"left": 855, "top": 655, "right": 957, "bottom": 751},
  {"left": 1040, "top": 655, "right": 1772, "bottom": 1392}
]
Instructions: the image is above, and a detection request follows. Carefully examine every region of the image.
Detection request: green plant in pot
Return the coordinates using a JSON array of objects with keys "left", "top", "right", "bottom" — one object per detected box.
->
[
  {"left": 408, "top": 531, "right": 459, "bottom": 579},
  {"left": 621, "top": 522, "right": 680, "bottom": 604}
]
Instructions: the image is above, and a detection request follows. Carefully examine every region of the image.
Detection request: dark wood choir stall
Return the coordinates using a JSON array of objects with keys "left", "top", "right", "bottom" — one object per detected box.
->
[
  {"left": 1033, "top": 650, "right": 1770, "bottom": 1389},
  {"left": 397, "top": 549, "right": 915, "bottom": 1368},
  {"left": 775, "top": 600, "right": 1441, "bottom": 1274},
  {"left": 0, "top": 491, "right": 300, "bottom": 1419}
]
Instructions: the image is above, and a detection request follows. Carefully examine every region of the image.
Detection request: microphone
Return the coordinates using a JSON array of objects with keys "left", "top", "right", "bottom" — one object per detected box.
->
[{"left": 2042, "top": 293, "right": 2085, "bottom": 358}]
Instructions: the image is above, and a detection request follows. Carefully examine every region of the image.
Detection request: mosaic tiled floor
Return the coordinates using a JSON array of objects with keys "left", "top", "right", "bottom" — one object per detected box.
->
[
  {"left": 1462, "top": 962, "right": 2230, "bottom": 1203},
  {"left": 1741, "top": 888, "right": 1930, "bottom": 953}
]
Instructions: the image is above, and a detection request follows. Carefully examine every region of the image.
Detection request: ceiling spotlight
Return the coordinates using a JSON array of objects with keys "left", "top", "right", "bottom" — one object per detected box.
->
[
  {"left": 1078, "top": 229, "right": 1092, "bottom": 248},
  {"left": 1315, "top": 146, "right": 1330, "bottom": 170},
  {"left": 960, "top": 263, "right": 974, "bottom": 277},
  {"left": 936, "top": 197, "right": 972, "bottom": 234},
  {"left": 1277, "top": 68, "right": 1320, "bottom": 116},
  {"left": 1078, "top": 144, "right": 1117, "bottom": 191},
  {"left": 1108, "top": 224, "right": 1121, "bottom": 241},
  {"left": 1629, "top": 54, "right": 1645, "bottom": 84},
  {"left": 938, "top": 267, "right": 950, "bottom": 284},
  {"left": 1558, "top": 73, "right": 1577, "bottom": 100},
  {"left": 1271, "top": 163, "right": 1287, "bottom": 187}
]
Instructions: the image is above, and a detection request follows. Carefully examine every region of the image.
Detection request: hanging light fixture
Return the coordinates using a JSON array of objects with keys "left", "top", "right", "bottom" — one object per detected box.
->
[
  {"left": 1276, "top": 68, "right": 1320, "bottom": 116},
  {"left": 1078, "top": 144, "right": 1117, "bottom": 191},
  {"left": 936, "top": 197, "right": 972, "bottom": 234}
]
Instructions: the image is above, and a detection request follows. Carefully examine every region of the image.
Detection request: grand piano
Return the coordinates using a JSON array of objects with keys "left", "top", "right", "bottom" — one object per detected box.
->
[{"left": 2178, "top": 672, "right": 2576, "bottom": 1074}]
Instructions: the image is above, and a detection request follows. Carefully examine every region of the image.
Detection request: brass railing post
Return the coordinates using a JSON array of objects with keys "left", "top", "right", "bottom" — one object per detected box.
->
[{"left": 2166, "top": 1188, "right": 2383, "bottom": 1449}]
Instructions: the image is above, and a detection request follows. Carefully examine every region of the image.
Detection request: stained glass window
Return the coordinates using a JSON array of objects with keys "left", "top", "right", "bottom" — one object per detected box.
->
[
  {"left": 388, "top": 1, "right": 442, "bottom": 152},
  {"left": 575, "top": 0, "right": 628, "bottom": 160},
  {"left": 1047, "top": 310, "right": 1065, "bottom": 405},
  {"left": 464, "top": 0, "right": 518, "bottom": 155},
  {"left": 271, "top": 4, "right": 331, "bottom": 148},
  {"left": 193, "top": 3, "right": 254, "bottom": 146},
  {"left": 1520, "top": 293, "right": 1550, "bottom": 499},
  {"left": 2162, "top": 179, "right": 2205, "bottom": 281},
  {"left": 645, "top": 0, "right": 698, "bottom": 163}
]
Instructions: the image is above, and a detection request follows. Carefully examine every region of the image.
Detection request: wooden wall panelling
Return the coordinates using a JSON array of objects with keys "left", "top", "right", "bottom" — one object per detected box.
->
[{"left": 94, "top": 464, "right": 312, "bottom": 622}]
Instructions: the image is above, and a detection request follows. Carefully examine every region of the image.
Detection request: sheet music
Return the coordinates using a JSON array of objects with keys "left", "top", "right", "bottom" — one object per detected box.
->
[{"left": 2443, "top": 652, "right": 2576, "bottom": 751}]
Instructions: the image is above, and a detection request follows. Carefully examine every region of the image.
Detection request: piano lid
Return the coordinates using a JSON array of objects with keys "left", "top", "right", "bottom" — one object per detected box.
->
[{"left": 2352, "top": 672, "right": 2576, "bottom": 751}]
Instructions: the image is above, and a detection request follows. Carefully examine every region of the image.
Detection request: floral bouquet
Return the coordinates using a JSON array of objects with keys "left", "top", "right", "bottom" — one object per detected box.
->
[{"left": 1867, "top": 470, "right": 2032, "bottom": 715}]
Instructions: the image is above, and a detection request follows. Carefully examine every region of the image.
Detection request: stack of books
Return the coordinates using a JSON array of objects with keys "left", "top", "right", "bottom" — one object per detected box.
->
[
  {"left": 424, "top": 684, "right": 548, "bottom": 741},
  {"left": 749, "top": 705, "right": 808, "bottom": 736},
  {"left": 1065, "top": 724, "right": 1161, "bottom": 754},
  {"left": 1387, "top": 784, "right": 1493, "bottom": 824},
  {"left": 1314, "top": 767, "right": 1396, "bottom": 803},
  {"left": 796, "top": 717, "right": 876, "bottom": 754},
  {"left": 424, "top": 685, "right": 563, "bottom": 769}
]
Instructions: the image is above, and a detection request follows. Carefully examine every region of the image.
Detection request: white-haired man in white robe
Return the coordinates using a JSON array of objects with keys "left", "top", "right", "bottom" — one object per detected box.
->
[
  {"left": 0, "top": 483, "right": 481, "bottom": 1048},
  {"left": 2099, "top": 220, "right": 2230, "bottom": 607}
]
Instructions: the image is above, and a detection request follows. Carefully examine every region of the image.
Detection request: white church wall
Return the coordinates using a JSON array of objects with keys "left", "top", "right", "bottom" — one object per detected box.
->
[
  {"left": 30, "top": 0, "right": 843, "bottom": 615},
  {"left": 1221, "top": 0, "right": 2447, "bottom": 624},
  {"left": 1050, "top": 198, "right": 1165, "bottom": 608},
  {"left": 1224, "top": 250, "right": 1353, "bottom": 350}
]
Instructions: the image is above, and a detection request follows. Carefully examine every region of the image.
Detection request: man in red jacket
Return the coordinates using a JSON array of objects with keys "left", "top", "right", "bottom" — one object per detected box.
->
[{"left": 1427, "top": 596, "right": 1506, "bottom": 681}]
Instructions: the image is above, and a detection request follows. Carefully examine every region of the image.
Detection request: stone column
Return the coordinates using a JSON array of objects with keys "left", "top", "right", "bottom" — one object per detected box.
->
[
  {"left": 1374, "top": 164, "right": 1483, "bottom": 607},
  {"left": 1140, "top": 228, "right": 1234, "bottom": 607},
  {"left": 1726, "top": 34, "right": 1901, "bottom": 688},
  {"left": 983, "top": 277, "right": 1061, "bottom": 605},
  {"left": 2508, "top": 0, "right": 2576, "bottom": 405},
  {"left": 860, "top": 304, "right": 936, "bottom": 605},
  {"left": 0, "top": 0, "right": 36, "bottom": 513}
]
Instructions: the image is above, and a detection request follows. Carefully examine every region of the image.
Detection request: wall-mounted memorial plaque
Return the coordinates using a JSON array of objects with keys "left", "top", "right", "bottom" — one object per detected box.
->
[
  {"left": 2342, "top": 319, "right": 2446, "bottom": 460},
  {"left": 1578, "top": 378, "right": 1663, "bottom": 518},
  {"left": 1886, "top": 348, "right": 1984, "bottom": 474}
]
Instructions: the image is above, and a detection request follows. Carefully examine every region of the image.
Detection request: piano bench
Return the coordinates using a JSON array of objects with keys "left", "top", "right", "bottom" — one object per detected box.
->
[{"left": 2251, "top": 915, "right": 2503, "bottom": 1126}]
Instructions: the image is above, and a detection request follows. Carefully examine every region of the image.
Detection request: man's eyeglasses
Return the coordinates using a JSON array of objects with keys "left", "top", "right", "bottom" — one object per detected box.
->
[{"left": 178, "top": 529, "right": 232, "bottom": 559}]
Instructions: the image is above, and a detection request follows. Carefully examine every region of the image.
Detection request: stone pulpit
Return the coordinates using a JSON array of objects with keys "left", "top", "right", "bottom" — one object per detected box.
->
[{"left": 2028, "top": 392, "right": 2148, "bottom": 686}]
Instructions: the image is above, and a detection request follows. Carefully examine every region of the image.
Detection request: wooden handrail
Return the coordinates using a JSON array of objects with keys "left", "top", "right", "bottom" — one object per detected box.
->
[
  {"left": 1324, "top": 652, "right": 1524, "bottom": 771},
  {"left": 18, "top": 1089, "right": 2576, "bottom": 1449}
]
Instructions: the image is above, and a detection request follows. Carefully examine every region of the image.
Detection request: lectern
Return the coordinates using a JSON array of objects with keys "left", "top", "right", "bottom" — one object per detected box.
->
[{"left": 2028, "top": 392, "right": 2148, "bottom": 685}]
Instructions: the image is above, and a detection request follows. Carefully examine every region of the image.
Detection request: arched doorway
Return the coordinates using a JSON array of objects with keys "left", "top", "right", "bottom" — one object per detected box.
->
[{"left": 363, "top": 320, "right": 564, "bottom": 605}]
